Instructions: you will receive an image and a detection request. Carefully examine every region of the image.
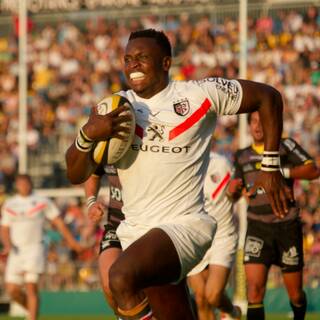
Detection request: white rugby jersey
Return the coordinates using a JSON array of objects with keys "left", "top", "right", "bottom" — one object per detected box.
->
[
  {"left": 0, "top": 193, "right": 60, "bottom": 247},
  {"left": 203, "top": 152, "right": 234, "bottom": 229},
  {"left": 114, "top": 78, "right": 242, "bottom": 224}
]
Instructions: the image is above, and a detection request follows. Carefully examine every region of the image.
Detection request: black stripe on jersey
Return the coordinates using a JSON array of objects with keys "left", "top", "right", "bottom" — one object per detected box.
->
[
  {"left": 263, "top": 153, "right": 279, "bottom": 157},
  {"left": 261, "top": 164, "right": 280, "bottom": 170},
  {"left": 108, "top": 207, "right": 124, "bottom": 224}
]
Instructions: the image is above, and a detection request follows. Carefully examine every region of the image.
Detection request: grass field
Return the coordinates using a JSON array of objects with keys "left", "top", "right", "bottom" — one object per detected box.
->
[{"left": 0, "top": 314, "right": 319, "bottom": 320}]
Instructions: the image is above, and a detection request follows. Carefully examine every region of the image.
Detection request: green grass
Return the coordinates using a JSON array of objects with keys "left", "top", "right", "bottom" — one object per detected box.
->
[{"left": 0, "top": 314, "right": 319, "bottom": 320}]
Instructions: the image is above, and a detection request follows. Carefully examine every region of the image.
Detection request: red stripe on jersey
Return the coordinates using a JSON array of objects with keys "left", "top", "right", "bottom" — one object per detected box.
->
[
  {"left": 135, "top": 124, "right": 144, "bottom": 139},
  {"left": 5, "top": 208, "right": 17, "bottom": 216},
  {"left": 169, "top": 98, "right": 212, "bottom": 140},
  {"left": 26, "top": 203, "right": 47, "bottom": 216},
  {"left": 211, "top": 172, "right": 231, "bottom": 200}
]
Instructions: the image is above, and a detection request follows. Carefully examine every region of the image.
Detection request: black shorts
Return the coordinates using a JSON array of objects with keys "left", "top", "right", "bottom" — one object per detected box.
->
[
  {"left": 99, "top": 208, "right": 123, "bottom": 254},
  {"left": 244, "top": 218, "right": 304, "bottom": 273}
]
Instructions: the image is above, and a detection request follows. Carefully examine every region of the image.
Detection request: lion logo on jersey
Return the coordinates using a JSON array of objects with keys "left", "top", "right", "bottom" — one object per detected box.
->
[
  {"left": 173, "top": 98, "right": 190, "bottom": 116},
  {"left": 147, "top": 124, "right": 165, "bottom": 141}
]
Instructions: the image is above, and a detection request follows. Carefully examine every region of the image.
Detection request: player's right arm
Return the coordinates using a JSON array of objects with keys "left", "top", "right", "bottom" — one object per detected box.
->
[
  {"left": 51, "top": 216, "right": 84, "bottom": 253},
  {"left": 226, "top": 178, "right": 244, "bottom": 202},
  {"left": 84, "top": 172, "right": 106, "bottom": 224},
  {"left": 0, "top": 225, "right": 11, "bottom": 256},
  {"left": 281, "top": 138, "right": 320, "bottom": 180},
  {"left": 226, "top": 151, "right": 245, "bottom": 202},
  {"left": 66, "top": 105, "right": 131, "bottom": 184},
  {"left": 0, "top": 203, "right": 12, "bottom": 256}
]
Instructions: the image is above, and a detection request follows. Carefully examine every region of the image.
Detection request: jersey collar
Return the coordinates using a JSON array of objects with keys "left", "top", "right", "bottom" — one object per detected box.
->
[
  {"left": 251, "top": 143, "right": 264, "bottom": 155},
  {"left": 131, "top": 81, "right": 172, "bottom": 105}
]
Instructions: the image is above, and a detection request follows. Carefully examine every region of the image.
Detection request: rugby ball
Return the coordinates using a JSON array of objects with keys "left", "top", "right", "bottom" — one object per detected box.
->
[{"left": 92, "top": 94, "right": 136, "bottom": 165}]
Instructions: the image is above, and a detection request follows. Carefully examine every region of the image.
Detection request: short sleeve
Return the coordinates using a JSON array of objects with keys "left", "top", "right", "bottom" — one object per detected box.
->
[
  {"left": 196, "top": 77, "right": 243, "bottom": 115},
  {"left": 93, "top": 164, "right": 106, "bottom": 177},
  {"left": 282, "top": 138, "right": 314, "bottom": 166}
]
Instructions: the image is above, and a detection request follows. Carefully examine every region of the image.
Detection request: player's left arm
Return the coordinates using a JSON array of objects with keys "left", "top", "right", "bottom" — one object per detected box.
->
[
  {"left": 237, "top": 80, "right": 294, "bottom": 218},
  {"left": 84, "top": 173, "right": 106, "bottom": 224},
  {"left": 289, "top": 163, "right": 320, "bottom": 180},
  {"left": 281, "top": 138, "right": 320, "bottom": 180},
  {"left": 205, "top": 78, "right": 291, "bottom": 217},
  {"left": 236, "top": 80, "right": 283, "bottom": 151},
  {"left": 51, "top": 216, "right": 83, "bottom": 253}
]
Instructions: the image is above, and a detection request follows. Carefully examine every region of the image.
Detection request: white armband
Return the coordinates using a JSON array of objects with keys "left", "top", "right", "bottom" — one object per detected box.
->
[
  {"left": 86, "top": 196, "right": 97, "bottom": 209},
  {"left": 75, "top": 128, "right": 94, "bottom": 152},
  {"left": 261, "top": 151, "right": 280, "bottom": 172}
]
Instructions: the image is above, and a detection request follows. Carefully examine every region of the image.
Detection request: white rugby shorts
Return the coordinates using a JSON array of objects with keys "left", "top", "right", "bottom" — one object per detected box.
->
[
  {"left": 116, "top": 213, "right": 217, "bottom": 282},
  {"left": 5, "top": 244, "right": 45, "bottom": 284},
  {"left": 188, "top": 218, "right": 238, "bottom": 276}
]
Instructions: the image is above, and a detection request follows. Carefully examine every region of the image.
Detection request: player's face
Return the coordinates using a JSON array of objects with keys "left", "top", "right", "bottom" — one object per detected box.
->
[
  {"left": 249, "top": 111, "right": 264, "bottom": 143},
  {"left": 124, "top": 38, "right": 171, "bottom": 98},
  {"left": 15, "top": 177, "right": 32, "bottom": 196}
]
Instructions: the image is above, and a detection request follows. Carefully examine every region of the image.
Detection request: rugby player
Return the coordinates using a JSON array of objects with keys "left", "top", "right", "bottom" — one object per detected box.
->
[
  {"left": 85, "top": 166, "right": 196, "bottom": 319},
  {"left": 66, "top": 29, "right": 292, "bottom": 320},
  {"left": 0, "top": 174, "right": 83, "bottom": 320},
  {"left": 188, "top": 151, "right": 241, "bottom": 320},
  {"left": 229, "top": 111, "right": 320, "bottom": 320}
]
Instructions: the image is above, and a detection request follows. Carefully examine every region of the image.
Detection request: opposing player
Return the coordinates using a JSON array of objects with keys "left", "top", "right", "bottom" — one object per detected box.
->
[
  {"left": 228, "top": 111, "right": 320, "bottom": 320},
  {"left": 0, "top": 174, "right": 83, "bottom": 320},
  {"left": 66, "top": 29, "right": 292, "bottom": 320},
  {"left": 85, "top": 166, "right": 196, "bottom": 319},
  {"left": 188, "top": 151, "right": 241, "bottom": 320},
  {"left": 84, "top": 165, "right": 123, "bottom": 310}
]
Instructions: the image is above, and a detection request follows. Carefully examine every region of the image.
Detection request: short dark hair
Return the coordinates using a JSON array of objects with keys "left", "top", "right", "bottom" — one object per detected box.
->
[
  {"left": 129, "top": 29, "right": 172, "bottom": 57},
  {"left": 247, "top": 113, "right": 252, "bottom": 124}
]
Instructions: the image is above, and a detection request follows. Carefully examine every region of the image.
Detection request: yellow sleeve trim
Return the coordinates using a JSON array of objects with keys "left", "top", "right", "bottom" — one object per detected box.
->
[{"left": 248, "top": 303, "right": 264, "bottom": 309}]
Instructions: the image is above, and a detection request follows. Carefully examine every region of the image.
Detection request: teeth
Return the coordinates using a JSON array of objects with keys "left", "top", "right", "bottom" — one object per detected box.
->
[{"left": 130, "top": 72, "right": 145, "bottom": 80}]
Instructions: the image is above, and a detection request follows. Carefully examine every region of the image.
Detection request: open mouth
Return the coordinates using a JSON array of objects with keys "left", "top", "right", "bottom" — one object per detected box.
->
[{"left": 130, "top": 72, "right": 145, "bottom": 81}]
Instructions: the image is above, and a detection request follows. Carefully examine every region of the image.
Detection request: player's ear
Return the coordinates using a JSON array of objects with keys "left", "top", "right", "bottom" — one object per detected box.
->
[{"left": 162, "top": 56, "right": 171, "bottom": 71}]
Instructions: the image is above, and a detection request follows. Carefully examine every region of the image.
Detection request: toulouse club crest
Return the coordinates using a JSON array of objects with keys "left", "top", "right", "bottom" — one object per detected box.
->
[
  {"left": 173, "top": 98, "right": 190, "bottom": 116},
  {"left": 210, "top": 174, "right": 219, "bottom": 183}
]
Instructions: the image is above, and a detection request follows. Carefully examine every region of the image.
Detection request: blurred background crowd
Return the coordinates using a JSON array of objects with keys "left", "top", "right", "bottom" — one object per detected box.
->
[{"left": 0, "top": 3, "right": 319, "bottom": 294}]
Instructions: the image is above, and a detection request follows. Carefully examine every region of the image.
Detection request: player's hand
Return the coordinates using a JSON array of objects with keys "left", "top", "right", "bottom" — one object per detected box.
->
[
  {"left": 247, "top": 170, "right": 294, "bottom": 218},
  {"left": 71, "top": 241, "right": 86, "bottom": 254},
  {"left": 82, "top": 105, "right": 132, "bottom": 141},
  {"left": 88, "top": 201, "right": 105, "bottom": 224},
  {"left": 228, "top": 178, "right": 243, "bottom": 195}
]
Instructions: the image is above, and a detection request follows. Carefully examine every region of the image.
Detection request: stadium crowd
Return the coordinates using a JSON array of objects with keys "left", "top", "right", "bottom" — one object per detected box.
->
[{"left": 0, "top": 6, "right": 319, "bottom": 291}]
